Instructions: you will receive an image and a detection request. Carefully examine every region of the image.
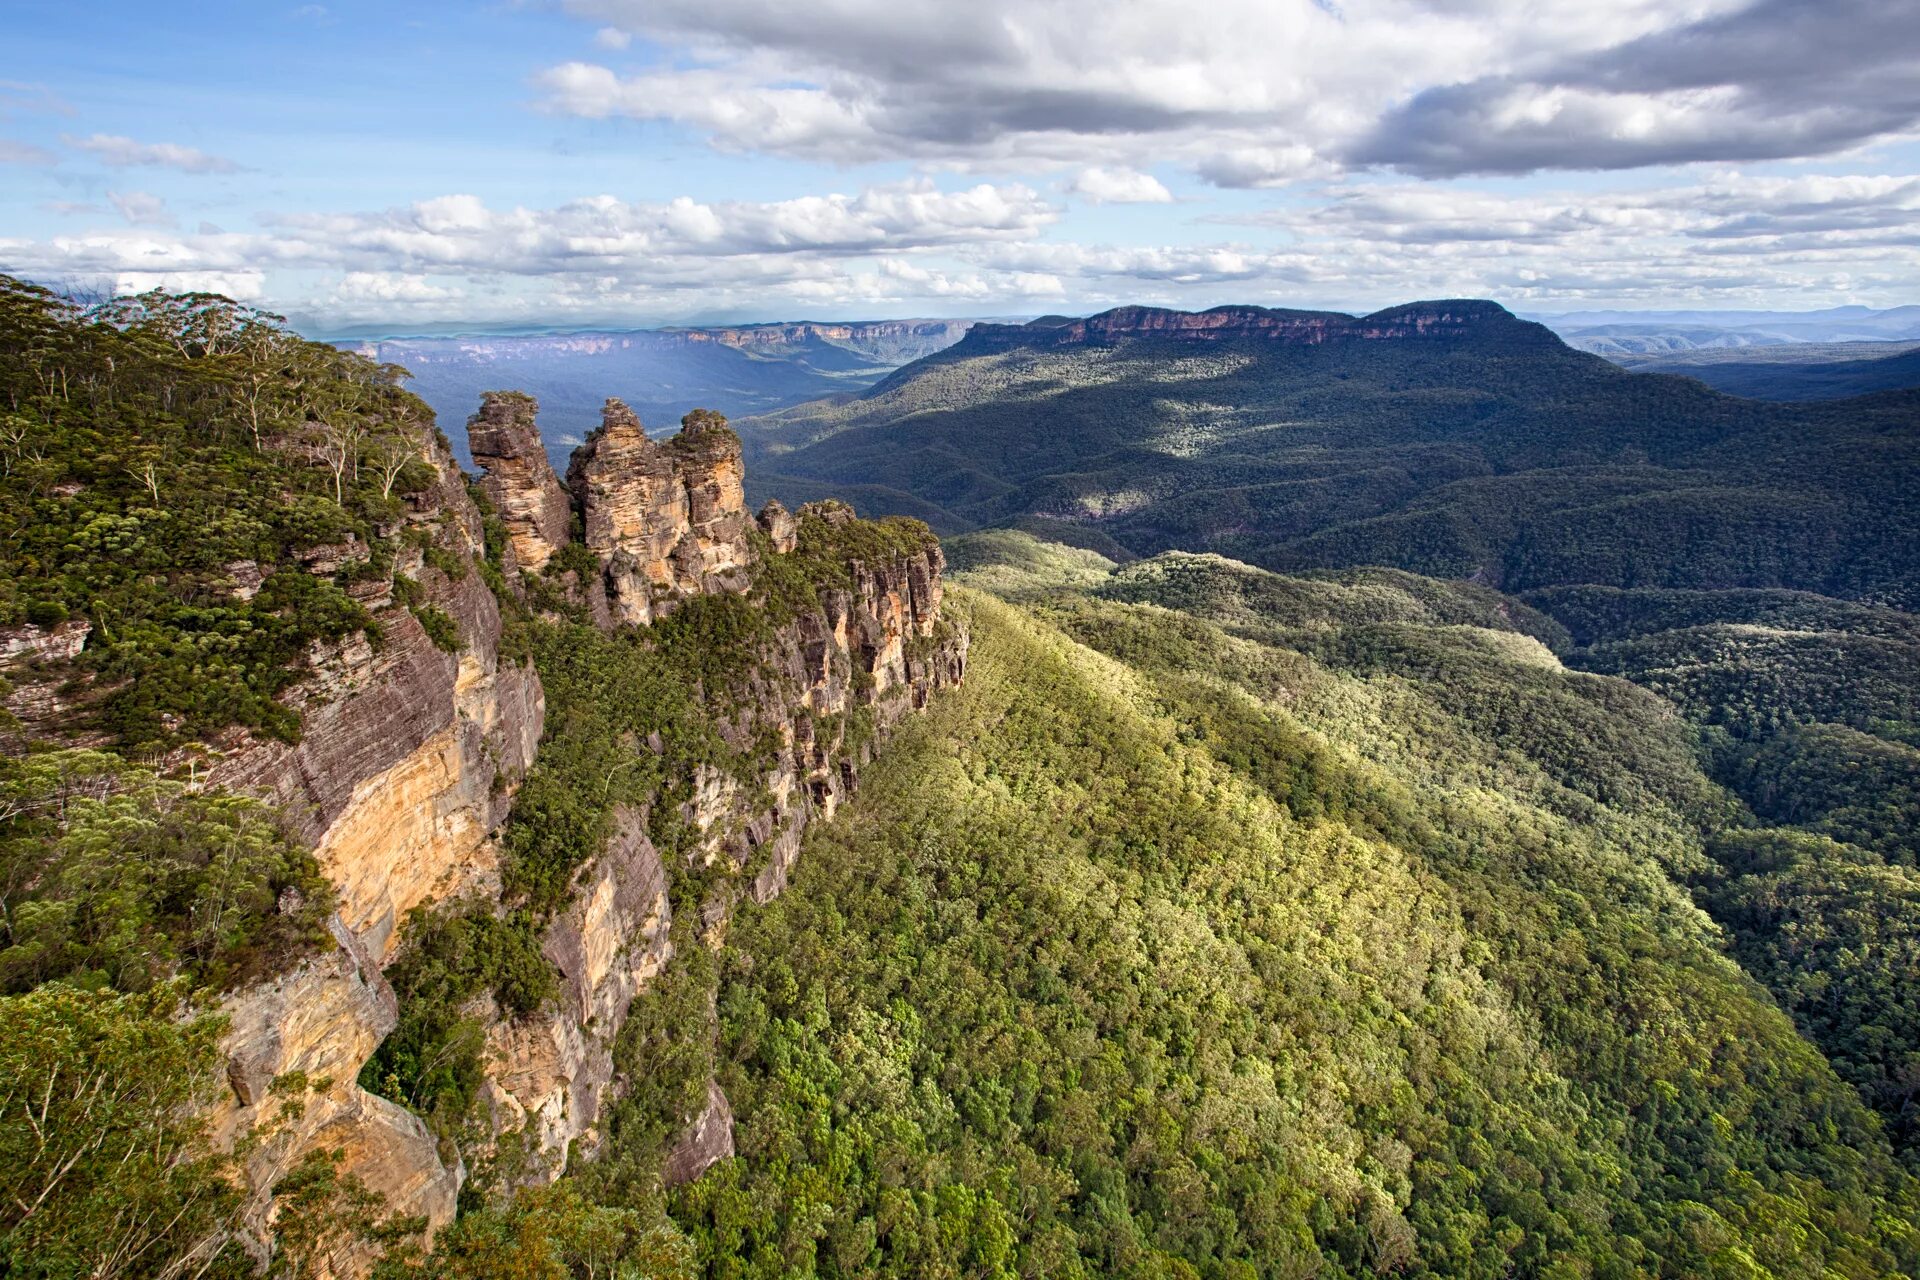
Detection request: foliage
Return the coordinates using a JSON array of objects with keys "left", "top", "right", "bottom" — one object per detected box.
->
[
  {"left": 1519, "top": 579, "right": 1920, "bottom": 1160},
  {"left": 374, "top": 1183, "right": 696, "bottom": 1280},
  {"left": 0, "top": 748, "right": 332, "bottom": 994},
  {"left": 1695, "top": 830, "right": 1920, "bottom": 1160},
  {"left": 0, "top": 274, "right": 442, "bottom": 752},
  {"left": 268, "top": 1148, "right": 429, "bottom": 1280},
  {"left": 661, "top": 577, "right": 1918, "bottom": 1278},
  {"left": 0, "top": 982, "right": 252, "bottom": 1279},
  {"left": 411, "top": 605, "right": 462, "bottom": 654}
]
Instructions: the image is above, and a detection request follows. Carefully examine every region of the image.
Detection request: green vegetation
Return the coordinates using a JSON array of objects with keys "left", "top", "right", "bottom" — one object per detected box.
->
[
  {"left": 0, "top": 982, "right": 252, "bottom": 1280},
  {"left": 740, "top": 309, "right": 1920, "bottom": 607},
  {"left": 0, "top": 277, "right": 447, "bottom": 1277},
  {"left": 7, "top": 279, "right": 1920, "bottom": 1280},
  {"left": 0, "top": 749, "right": 332, "bottom": 995},
  {"left": 658, "top": 558, "right": 1919, "bottom": 1277},
  {"left": 1521, "top": 581, "right": 1920, "bottom": 1163},
  {"left": 0, "top": 275, "right": 442, "bottom": 753}
]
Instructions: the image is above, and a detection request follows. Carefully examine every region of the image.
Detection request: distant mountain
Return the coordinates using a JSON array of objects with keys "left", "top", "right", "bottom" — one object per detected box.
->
[
  {"left": 347, "top": 318, "right": 974, "bottom": 465},
  {"left": 739, "top": 299, "right": 1920, "bottom": 606},
  {"left": 1609, "top": 340, "right": 1920, "bottom": 400},
  {"left": 1535, "top": 304, "right": 1920, "bottom": 355}
]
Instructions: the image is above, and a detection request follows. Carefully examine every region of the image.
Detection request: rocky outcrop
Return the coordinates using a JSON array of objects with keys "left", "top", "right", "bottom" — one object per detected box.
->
[
  {"left": 0, "top": 618, "right": 96, "bottom": 733},
  {"left": 478, "top": 501, "right": 964, "bottom": 1181},
  {"left": 566, "top": 400, "right": 755, "bottom": 625},
  {"left": 195, "top": 387, "right": 962, "bottom": 1273},
  {"left": 205, "top": 421, "right": 543, "bottom": 1266},
  {"left": 211, "top": 917, "right": 461, "bottom": 1276},
  {"left": 662, "top": 1081, "right": 735, "bottom": 1186},
  {"left": 475, "top": 804, "right": 674, "bottom": 1183},
  {"left": 756, "top": 499, "right": 797, "bottom": 554},
  {"left": 469, "top": 391, "right": 573, "bottom": 573}
]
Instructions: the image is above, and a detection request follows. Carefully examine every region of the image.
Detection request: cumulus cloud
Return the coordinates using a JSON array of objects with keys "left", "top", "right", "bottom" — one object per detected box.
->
[
  {"left": 535, "top": 0, "right": 1916, "bottom": 181},
  {"left": 1067, "top": 168, "right": 1173, "bottom": 204},
  {"left": 64, "top": 132, "right": 241, "bottom": 174},
  {"left": 6, "top": 167, "right": 1915, "bottom": 324},
  {"left": 0, "top": 181, "right": 1063, "bottom": 321}
]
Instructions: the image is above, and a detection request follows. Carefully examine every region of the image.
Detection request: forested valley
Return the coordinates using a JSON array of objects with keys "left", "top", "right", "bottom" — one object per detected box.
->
[{"left": 2, "top": 280, "right": 1917, "bottom": 1280}]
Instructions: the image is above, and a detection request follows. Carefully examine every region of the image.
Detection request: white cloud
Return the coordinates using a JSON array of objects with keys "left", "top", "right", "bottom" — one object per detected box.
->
[
  {"left": 530, "top": 0, "right": 1920, "bottom": 182},
  {"left": 107, "top": 190, "right": 175, "bottom": 227},
  {"left": 592, "top": 26, "right": 632, "bottom": 50},
  {"left": 1067, "top": 168, "right": 1173, "bottom": 205},
  {"left": 7, "top": 166, "right": 1916, "bottom": 324},
  {"left": 64, "top": 132, "right": 240, "bottom": 174}
]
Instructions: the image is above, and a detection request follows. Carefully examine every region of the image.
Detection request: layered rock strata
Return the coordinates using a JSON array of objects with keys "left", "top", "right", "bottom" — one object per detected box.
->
[
  {"left": 563, "top": 399, "right": 756, "bottom": 624},
  {"left": 478, "top": 511, "right": 963, "bottom": 1184},
  {"left": 468, "top": 390, "right": 573, "bottom": 573},
  {"left": 205, "top": 422, "right": 544, "bottom": 1272},
  {"left": 201, "top": 391, "right": 962, "bottom": 1271}
]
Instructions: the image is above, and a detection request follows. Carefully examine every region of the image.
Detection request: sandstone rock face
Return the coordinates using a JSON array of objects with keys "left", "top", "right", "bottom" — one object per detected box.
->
[
  {"left": 206, "top": 424, "right": 542, "bottom": 1267},
  {"left": 567, "top": 400, "right": 755, "bottom": 625},
  {"left": 212, "top": 917, "right": 462, "bottom": 1277},
  {"left": 469, "top": 391, "right": 573, "bottom": 573},
  {"left": 477, "top": 805, "right": 674, "bottom": 1184},
  {"left": 756, "top": 499, "right": 797, "bottom": 554},
  {"left": 478, "top": 510, "right": 965, "bottom": 1183},
  {"left": 197, "top": 391, "right": 964, "bottom": 1273},
  {"left": 662, "top": 1080, "right": 735, "bottom": 1186}
]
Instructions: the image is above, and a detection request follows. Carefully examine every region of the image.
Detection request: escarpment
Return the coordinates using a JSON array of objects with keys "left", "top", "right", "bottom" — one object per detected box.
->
[
  {"left": 215, "top": 392, "right": 963, "bottom": 1270},
  {"left": 955, "top": 299, "right": 1551, "bottom": 353},
  {"left": 465, "top": 400, "right": 964, "bottom": 1188},
  {"left": 205, "top": 418, "right": 544, "bottom": 1271}
]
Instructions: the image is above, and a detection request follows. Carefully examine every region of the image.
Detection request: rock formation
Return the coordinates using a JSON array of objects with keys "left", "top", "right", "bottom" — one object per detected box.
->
[
  {"left": 188, "top": 390, "right": 963, "bottom": 1273},
  {"left": 199, "top": 417, "right": 544, "bottom": 1273},
  {"left": 477, "top": 513, "right": 962, "bottom": 1183},
  {"left": 566, "top": 400, "right": 755, "bottom": 625},
  {"left": 468, "top": 391, "right": 572, "bottom": 573}
]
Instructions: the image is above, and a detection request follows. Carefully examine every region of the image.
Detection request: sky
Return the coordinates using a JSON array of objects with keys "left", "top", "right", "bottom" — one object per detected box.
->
[{"left": 2, "top": 0, "right": 1918, "bottom": 332}]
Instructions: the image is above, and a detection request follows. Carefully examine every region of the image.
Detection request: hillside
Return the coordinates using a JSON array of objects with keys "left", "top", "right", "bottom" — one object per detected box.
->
[
  {"left": 350, "top": 320, "right": 973, "bottom": 468},
  {"left": 738, "top": 301, "right": 1920, "bottom": 607},
  {"left": 659, "top": 533, "right": 1920, "bottom": 1277},
  {"left": 1608, "top": 342, "right": 1920, "bottom": 401}
]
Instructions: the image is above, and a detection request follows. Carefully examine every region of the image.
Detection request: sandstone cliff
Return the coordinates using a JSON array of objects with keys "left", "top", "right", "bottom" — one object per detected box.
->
[
  {"left": 957, "top": 299, "right": 1554, "bottom": 352},
  {"left": 562, "top": 400, "right": 755, "bottom": 625},
  {"left": 204, "top": 416, "right": 545, "bottom": 1269},
  {"left": 199, "top": 392, "right": 962, "bottom": 1272},
  {"left": 468, "top": 391, "right": 573, "bottom": 573},
  {"left": 477, "top": 497, "right": 962, "bottom": 1185}
]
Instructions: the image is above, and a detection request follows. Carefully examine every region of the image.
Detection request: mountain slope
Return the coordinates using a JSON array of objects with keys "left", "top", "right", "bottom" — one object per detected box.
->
[
  {"left": 1609, "top": 342, "right": 1920, "bottom": 401},
  {"left": 657, "top": 538, "right": 1919, "bottom": 1277},
  {"left": 738, "top": 302, "right": 1920, "bottom": 607}
]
